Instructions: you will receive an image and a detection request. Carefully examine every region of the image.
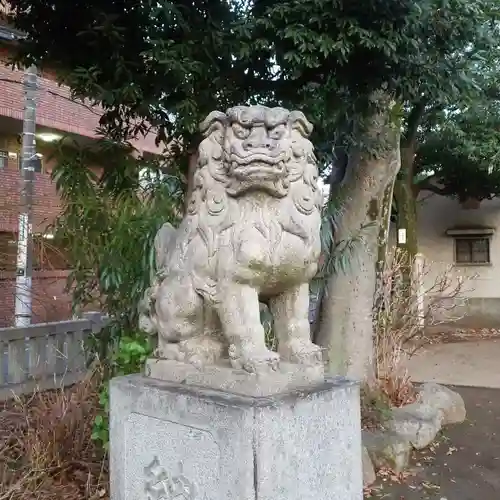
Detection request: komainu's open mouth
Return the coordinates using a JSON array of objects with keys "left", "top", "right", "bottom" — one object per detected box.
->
[
  {"left": 230, "top": 161, "right": 286, "bottom": 180},
  {"left": 228, "top": 154, "right": 286, "bottom": 180}
]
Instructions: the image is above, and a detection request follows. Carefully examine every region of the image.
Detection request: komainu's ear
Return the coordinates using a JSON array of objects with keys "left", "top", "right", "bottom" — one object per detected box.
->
[
  {"left": 289, "top": 111, "right": 313, "bottom": 137},
  {"left": 199, "top": 111, "right": 228, "bottom": 138}
]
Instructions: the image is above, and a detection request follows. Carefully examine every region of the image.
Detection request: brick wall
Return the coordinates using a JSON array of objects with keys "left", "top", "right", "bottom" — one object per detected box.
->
[
  {"left": 0, "top": 51, "right": 161, "bottom": 154},
  {"left": 0, "top": 47, "right": 163, "bottom": 324},
  {"left": 0, "top": 134, "right": 60, "bottom": 233},
  {"left": 0, "top": 134, "right": 79, "bottom": 325},
  {"left": 0, "top": 270, "right": 72, "bottom": 327},
  {"left": 0, "top": 165, "right": 61, "bottom": 233},
  {"left": 0, "top": 62, "right": 103, "bottom": 139}
]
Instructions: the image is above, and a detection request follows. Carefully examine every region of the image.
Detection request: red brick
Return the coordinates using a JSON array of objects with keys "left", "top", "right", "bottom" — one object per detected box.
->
[
  {"left": 0, "top": 56, "right": 162, "bottom": 154},
  {"left": 0, "top": 270, "right": 72, "bottom": 327},
  {"left": 0, "top": 141, "right": 93, "bottom": 325},
  {"left": 0, "top": 42, "right": 165, "bottom": 326}
]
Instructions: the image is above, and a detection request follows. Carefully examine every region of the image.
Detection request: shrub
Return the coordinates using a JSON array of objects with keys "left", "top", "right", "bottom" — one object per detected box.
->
[
  {"left": 360, "top": 385, "right": 392, "bottom": 430},
  {"left": 92, "top": 331, "right": 152, "bottom": 450},
  {"left": 0, "top": 371, "right": 107, "bottom": 500},
  {"left": 48, "top": 139, "right": 180, "bottom": 454},
  {"left": 50, "top": 138, "right": 182, "bottom": 353},
  {"left": 372, "top": 248, "right": 473, "bottom": 407}
]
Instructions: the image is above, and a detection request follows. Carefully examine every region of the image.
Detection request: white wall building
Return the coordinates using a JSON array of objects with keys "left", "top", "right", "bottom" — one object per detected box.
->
[{"left": 415, "top": 193, "right": 500, "bottom": 327}]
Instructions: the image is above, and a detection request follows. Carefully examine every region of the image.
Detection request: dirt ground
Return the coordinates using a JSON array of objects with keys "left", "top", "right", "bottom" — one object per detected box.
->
[
  {"left": 425, "top": 326, "right": 500, "bottom": 344},
  {"left": 407, "top": 339, "right": 500, "bottom": 388},
  {"left": 367, "top": 386, "right": 500, "bottom": 499}
]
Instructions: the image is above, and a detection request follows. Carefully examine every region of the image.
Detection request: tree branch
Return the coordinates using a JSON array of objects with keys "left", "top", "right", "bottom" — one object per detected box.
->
[
  {"left": 46, "top": 89, "right": 101, "bottom": 116},
  {"left": 403, "top": 100, "right": 426, "bottom": 147},
  {"left": 417, "top": 177, "right": 451, "bottom": 196}
]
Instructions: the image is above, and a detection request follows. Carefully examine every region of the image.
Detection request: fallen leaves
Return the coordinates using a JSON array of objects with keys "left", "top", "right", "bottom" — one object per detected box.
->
[
  {"left": 422, "top": 480, "right": 440, "bottom": 491},
  {"left": 378, "top": 467, "right": 415, "bottom": 484},
  {"left": 427, "top": 327, "right": 500, "bottom": 345}
]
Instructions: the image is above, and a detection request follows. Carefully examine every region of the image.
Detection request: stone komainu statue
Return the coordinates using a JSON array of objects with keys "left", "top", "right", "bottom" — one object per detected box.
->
[{"left": 139, "top": 106, "right": 323, "bottom": 373}]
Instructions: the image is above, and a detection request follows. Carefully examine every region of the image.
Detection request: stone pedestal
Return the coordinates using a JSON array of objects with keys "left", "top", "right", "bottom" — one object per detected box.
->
[{"left": 110, "top": 373, "right": 363, "bottom": 500}]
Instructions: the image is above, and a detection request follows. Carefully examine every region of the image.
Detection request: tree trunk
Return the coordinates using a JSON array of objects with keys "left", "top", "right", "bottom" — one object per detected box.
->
[
  {"left": 316, "top": 94, "right": 401, "bottom": 381},
  {"left": 394, "top": 147, "right": 418, "bottom": 283},
  {"left": 377, "top": 179, "right": 396, "bottom": 276},
  {"left": 309, "top": 144, "right": 348, "bottom": 338},
  {"left": 393, "top": 100, "right": 425, "bottom": 277},
  {"left": 373, "top": 178, "right": 396, "bottom": 320}
]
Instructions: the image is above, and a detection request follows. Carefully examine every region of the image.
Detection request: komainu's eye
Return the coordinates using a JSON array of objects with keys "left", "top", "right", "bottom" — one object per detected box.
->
[
  {"left": 268, "top": 124, "right": 286, "bottom": 139},
  {"left": 232, "top": 123, "right": 250, "bottom": 139}
]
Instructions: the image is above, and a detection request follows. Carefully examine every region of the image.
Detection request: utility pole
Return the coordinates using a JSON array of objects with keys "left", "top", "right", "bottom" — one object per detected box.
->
[{"left": 14, "top": 65, "right": 37, "bottom": 326}]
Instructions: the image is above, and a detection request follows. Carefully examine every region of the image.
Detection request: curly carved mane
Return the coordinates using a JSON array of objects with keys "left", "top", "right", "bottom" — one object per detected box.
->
[{"left": 184, "top": 106, "right": 323, "bottom": 259}]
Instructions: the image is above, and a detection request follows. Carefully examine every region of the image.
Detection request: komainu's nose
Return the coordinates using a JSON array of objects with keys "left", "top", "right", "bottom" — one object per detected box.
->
[{"left": 242, "top": 130, "right": 275, "bottom": 151}]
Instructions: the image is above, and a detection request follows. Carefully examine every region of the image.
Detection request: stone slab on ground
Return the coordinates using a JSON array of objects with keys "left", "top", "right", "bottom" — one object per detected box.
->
[
  {"left": 372, "top": 386, "right": 500, "bottom": 499},
  {"left": 418, "top": 382, "right": 466, "bottom": 425},
  {"left": 361, "top": 383, "right": 466, "bottom": 485},
  {"left": 363, "top": 429, "right": 411, "bottom": 473},
  {"left": 362, "top": 446, "right": 376, "bottom": 487},
  {"left": 379, "top": 384, "right": 465, "bottom": 454},
  {"left": 388, "top": 402, "right": 442, "bottom": 450},
  {"left": 110, "top": 374, "right": 363, "bottom": 500}
]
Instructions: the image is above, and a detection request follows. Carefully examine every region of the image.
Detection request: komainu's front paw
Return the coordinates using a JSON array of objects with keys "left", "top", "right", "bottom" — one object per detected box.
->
[
  {"left": 279, "top": 339, "right": 323, "bottom": 366},
  {"left": 155, "top": 343, "right": 185, "bottom": 362},
  {"left": 228, "top": 344, "right": 280, "bottom": 374}
]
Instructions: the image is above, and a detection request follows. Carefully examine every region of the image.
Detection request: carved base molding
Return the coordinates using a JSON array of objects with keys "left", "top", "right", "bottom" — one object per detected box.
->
[
  {"left": 144, "top": 358, "right": 324, "bottom": 397},
  {"left": 109, "top": 374, "right": 363, "bottom": 500}
]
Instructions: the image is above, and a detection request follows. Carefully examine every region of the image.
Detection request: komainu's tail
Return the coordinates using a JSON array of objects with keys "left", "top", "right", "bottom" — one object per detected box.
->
[
  {"left": 138, "top": 223, "right": 177, "bottom": 334},
  {"left": 153, "top": 222, "right": 176, "bottom": 272}
]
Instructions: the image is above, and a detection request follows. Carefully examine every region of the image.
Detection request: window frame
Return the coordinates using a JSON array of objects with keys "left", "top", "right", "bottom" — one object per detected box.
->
[
  {"left": 0, "top": 231, "right": 17, "bottom": 271},
  {"left": 0, "top": 150, "right": 8, "bottom": 169},
  {"left": 453, "top": 236, "right": 491, "bottom": 266}
]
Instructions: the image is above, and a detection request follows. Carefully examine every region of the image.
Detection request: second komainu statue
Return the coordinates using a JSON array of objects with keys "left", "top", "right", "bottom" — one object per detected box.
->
[{"left": 140, "top": 105, "right": 324, "bottom": 374}]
